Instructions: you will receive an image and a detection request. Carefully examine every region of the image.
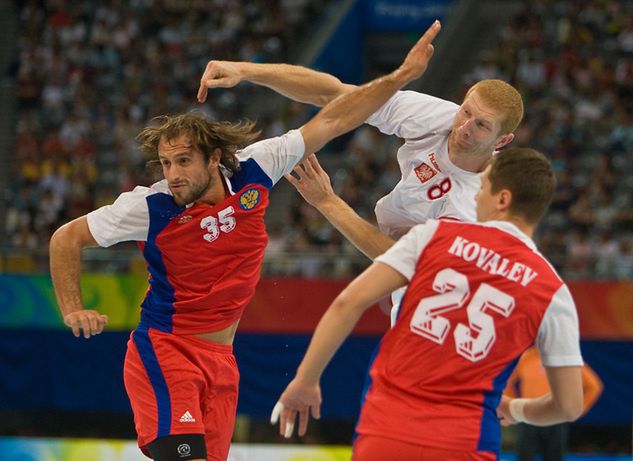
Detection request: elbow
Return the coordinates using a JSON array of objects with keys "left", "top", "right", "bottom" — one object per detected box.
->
[
  {"left": 561, "top": 409, "right": 582, "bottom": 423},
  {"left": 49, "top": 223, "right": 69, "bottom": 250},
  {"left": 302, "top": 118, "right": 341, "bottom": 155},
  {"left": 330, "top": 287, "right": 363, "bottom": 318},
  {"left": 560, "top": 399, "right": 584, "bottom": 422},
  {"left": 316, "top": 84, "right": 356, "bottom": 107},
  {"left": 314, "top": 95, "right": 334, "bottom": 107},
  {"left": 50, "top": 217, "right": 95, "bottom": 251},
  {"left": 330, "top": 291, "right": 353, "bottom": 314}
]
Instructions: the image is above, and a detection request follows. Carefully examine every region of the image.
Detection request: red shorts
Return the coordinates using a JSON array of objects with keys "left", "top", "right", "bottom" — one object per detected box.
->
[
  {"left": 123, "top": 326, "right": 239, "bottom": 460},
  {"left": 353, "top": 434, "right": 497, "bottom": 461}
]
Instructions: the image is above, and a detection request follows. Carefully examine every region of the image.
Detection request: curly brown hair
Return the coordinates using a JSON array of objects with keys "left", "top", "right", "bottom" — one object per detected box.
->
[{"left": 137, "top": 112, "right": 261, "bottom": 174}]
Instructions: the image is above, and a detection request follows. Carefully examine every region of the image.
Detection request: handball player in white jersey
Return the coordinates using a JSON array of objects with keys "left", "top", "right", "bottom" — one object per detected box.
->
[{"left": 198, "top": 60, "right": 524, "bottom": 324}]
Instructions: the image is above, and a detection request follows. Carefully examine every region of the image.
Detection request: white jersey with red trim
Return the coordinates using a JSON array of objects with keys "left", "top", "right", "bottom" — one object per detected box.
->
[
  {"left": 362, "top": 219, "right": 582, "bottom": 455},
  {"left": 366, "top": 90, "right": 481, "bottom": 240},
  {"left": 86, "top": 130, "right": 305, "bottom": 335}
]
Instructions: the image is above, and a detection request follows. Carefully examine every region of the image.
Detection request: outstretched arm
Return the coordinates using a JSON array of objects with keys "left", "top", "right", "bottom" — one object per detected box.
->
[
  {"left": 286, "top": 154, "right": 395, "bottom": 259},
  {"left": 49, "top": 216, "right": 108, "bottom": 338},
  {"left": 270, "top": 261, "right": 408, "bottom": 438},
  {"left": 298, "top": 20, "right": 440, "bottom": 157},
  {"left": 198, "top": 61, "right": 356, "bottom": 107}
]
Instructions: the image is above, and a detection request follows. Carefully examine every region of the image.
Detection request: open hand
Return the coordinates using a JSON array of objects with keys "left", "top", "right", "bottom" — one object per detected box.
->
[
  {"left": 397, "top": 20, "right": 441, "bottom": 83},
  {"left": 284, "top": 154, "right": 335, "bottom": 209}
]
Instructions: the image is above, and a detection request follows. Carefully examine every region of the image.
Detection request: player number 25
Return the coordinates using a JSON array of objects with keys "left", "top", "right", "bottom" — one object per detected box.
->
[
  {"left": 409, "top": 268, "right": 515, "bottom": 362},
  {"left": 200, "top": 206, "right": 236, "bottom": 243}
]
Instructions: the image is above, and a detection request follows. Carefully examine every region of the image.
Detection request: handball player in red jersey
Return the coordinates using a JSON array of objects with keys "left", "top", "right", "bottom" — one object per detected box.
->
[{"left": 49, "top": 22, "right": 442, "bottom": 461}]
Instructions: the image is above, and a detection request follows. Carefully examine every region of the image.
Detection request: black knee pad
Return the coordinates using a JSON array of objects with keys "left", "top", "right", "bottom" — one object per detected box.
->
[{"left": 147, "top": 433, "right": 207, "bottom": 461}]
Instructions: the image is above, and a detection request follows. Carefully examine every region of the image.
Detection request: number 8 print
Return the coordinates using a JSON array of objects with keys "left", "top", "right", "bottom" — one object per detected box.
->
[
  {"left": 410, "top": 268, "right": 515, "bottom": 362},
  {"left": 427, "top": 177, "right": 452, "bottom": 200}
]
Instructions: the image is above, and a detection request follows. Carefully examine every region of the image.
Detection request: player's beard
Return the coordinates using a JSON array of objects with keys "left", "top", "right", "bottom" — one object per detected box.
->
[{"left": 171, "top": 173, "right": 213, "bottom": 206}]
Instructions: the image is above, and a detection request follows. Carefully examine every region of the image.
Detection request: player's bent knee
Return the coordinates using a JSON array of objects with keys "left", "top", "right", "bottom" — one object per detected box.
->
[{"left": 147, "top": 433, "right": 206, "bottom": 461}]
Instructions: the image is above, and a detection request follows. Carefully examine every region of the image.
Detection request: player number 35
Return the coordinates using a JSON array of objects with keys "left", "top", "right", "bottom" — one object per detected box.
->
[
  {"left": 410, "top": 268, "right": 515, "bottom": 362},
  {"left": 200, "top": 206, "right": 236, "bottom": 243}
]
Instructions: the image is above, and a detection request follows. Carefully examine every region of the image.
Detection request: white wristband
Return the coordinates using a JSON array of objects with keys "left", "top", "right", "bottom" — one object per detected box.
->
[{"left": 509, "top": 398, "right": 529, "bottom": 423}]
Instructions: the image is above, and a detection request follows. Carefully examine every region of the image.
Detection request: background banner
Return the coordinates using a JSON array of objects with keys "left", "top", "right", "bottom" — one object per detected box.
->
[
  {"left": 1, "top": 275, "right": 632, "bottom": 338},
  {"left": 1, "top": 275, "right": 631, "bottom": 424}
]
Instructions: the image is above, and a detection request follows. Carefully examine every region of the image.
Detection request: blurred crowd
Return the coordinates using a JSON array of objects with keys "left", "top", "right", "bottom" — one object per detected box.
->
[
  {"left": 281, "top": 0, "right": 633, "bottom": 280},
  {"left": 8, "top": 0, "right": 320, "bottom": 254},
  {"left": 463, "top": 0, "right": 633, "bottom": 279},
  {"left": 6, "top": 0, "right": 633, "bottom": 280}
]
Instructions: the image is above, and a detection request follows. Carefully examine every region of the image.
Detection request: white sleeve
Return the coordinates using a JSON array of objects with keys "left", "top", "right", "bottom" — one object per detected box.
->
[
  {"left": 375, "top": 220, "right": 440, "bottom": 280},
  {"left": 365, "top": 90, "right": 459, "bottom": 140},
  {"left": 86, "top": 185, "right": 152, "bottom": 247},
  {"left": 237, "top": 129, "right": 305, "bottom": 185},
  {"left": 536, "top": 284, "right": 583, "bottom": 367}
]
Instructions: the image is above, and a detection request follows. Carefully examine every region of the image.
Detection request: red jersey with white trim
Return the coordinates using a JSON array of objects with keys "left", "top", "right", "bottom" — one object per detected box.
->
[
  {"left": 86, "top": 130, "right": 305, "bottom": 334},
  {"left": 361, "top": 219, "right": 582, "bottom": 454}
]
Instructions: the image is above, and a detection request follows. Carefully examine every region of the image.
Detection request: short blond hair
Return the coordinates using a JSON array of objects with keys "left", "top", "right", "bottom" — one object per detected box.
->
[{"left": 465, "top": 80, "right": 524, "bottom": 135}]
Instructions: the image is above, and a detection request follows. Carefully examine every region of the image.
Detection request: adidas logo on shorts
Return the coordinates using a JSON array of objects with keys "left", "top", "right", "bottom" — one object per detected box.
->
[{"left": 179, "top": 411, "right": 196, "bottom": 423}]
